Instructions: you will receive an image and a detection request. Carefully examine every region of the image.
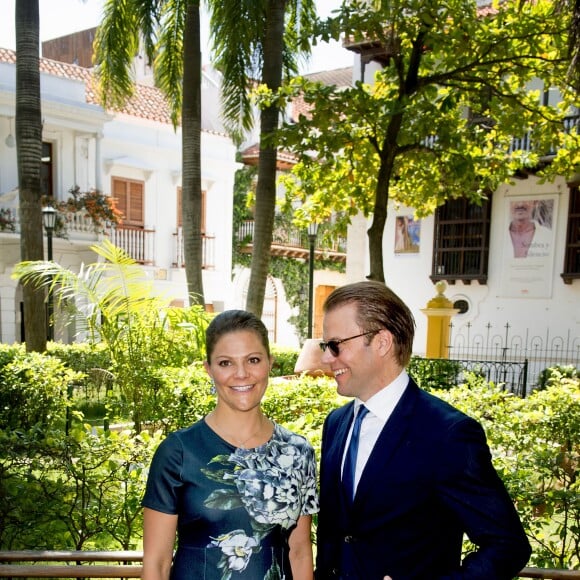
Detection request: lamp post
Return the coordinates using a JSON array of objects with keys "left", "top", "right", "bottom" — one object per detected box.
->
[
  {"left": 42, "top": 206, "right": 57, "bottom": 341},
  {"left": 307, "top": 222, "right": 319, "bottom": 339}
]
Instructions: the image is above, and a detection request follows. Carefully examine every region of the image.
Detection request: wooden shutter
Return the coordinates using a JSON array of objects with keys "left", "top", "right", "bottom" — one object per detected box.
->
[{"left": 112, "top": 177, "right": 144, "bottom": 226}]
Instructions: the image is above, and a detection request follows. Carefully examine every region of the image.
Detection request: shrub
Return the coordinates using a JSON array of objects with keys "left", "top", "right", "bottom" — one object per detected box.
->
[
  {"left": 0, "top": 350, "right": 83, "bottom": 431},
  {"left": 538, "top": 364, "right": 578, "bottom": 390},
  {"left": 1, "top": 341, "right": 579, "bottom": 569},
  {"left": 271, "top": 345, "right": 300, "bottom": 376},
  {"left": 435, "top": 371, "right": 580, "bottom": 569},
  {"left": 408, "top": 356, "right": 463, "bottom": 390},
  {"left": 0, "top": 424, "right": 160, "bottom": 550}
]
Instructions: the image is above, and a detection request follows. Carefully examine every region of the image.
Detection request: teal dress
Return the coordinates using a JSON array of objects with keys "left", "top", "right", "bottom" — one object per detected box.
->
[{"left": 142, "top": 419, "right": 319, "bottom": 579}]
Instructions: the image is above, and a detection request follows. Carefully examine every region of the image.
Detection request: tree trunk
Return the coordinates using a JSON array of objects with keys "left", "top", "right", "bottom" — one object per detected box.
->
[
  {"left": 16, "top": 0, "right": 46, "bottom": 352},
  {"left": 245, "top": 0, "right": 286, "bottom": 317},
  {"left": 181, "top": 1, "right": 204, "bottom": 307},
  {"left": 367, "top": 103, "right": 407, "bottom": 283},
  {"left": 367, "top": 159, "right": 389, "bottom": 283}
]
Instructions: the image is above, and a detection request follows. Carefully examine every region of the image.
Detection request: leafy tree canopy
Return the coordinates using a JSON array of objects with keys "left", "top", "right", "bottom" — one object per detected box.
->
[{"left": 266, "top": 0, "right": 578, "bottom": 281}]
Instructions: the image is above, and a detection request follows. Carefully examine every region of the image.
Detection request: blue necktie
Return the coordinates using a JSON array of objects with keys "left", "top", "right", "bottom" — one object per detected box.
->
[{"left": 343, "top": 405, "right": 369, "bottom": 501}]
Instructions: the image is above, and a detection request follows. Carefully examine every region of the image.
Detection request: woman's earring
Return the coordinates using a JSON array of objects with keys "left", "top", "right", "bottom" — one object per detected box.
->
[{"left": 210, "top": 380, "right": 216, "bottom": 395}]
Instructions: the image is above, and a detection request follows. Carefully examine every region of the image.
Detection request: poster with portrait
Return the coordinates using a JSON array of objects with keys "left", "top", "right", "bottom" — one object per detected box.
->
[
  {"left": 394, "top": 215, "right": 420, "bottom": 254},
  {"left": 501, "top": 194, "right": 558, "bottom": 298}
]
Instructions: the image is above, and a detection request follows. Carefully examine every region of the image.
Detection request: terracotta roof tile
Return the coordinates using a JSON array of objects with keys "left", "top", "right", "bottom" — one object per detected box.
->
[
  {"left": 240, "top": 142, "right": 297, "bottom": 170},
  {"left": 0, "top": 47, "right": 175, "bottom": 125},
  {"left": 292, "top": 66, "right": 353, "bottom": 121},
  {"left": 303, "top": 67, "right": 353, "bottom": 87}
]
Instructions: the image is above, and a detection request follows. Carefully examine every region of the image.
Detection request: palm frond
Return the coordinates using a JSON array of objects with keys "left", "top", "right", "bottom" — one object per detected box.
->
[
  {"left": 93, "top": 0, "right": 142, "bottom": 108},
  {"left": 154, "top": 0, "right": 188, "bottom": 127},
  {"left": 13, "top": 240, "right": 171, "bottom": 343}
]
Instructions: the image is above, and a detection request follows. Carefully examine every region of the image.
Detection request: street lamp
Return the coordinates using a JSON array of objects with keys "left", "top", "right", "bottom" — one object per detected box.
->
[
  {"left": 307, "top": 222, "right": 319, "bottom": 339},
  {"left": 42, "top": 206, "right": 57, "bottom": 341}
]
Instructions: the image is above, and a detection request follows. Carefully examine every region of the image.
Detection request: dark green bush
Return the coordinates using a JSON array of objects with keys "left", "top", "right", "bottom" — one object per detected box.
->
[
  {"left": 0, "top": 350, "right": 83, "bottom": 431},
  {"left": 408, "top": 356, "right": 463, "bottom": 390},
  {"left": 271, "top": 345, "right": 300, "bottom": 376}
]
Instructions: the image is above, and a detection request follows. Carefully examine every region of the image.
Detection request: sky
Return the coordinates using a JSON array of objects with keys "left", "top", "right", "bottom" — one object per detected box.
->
[{"left": 0, "top": 0, "right": 353, "bottom": 74}]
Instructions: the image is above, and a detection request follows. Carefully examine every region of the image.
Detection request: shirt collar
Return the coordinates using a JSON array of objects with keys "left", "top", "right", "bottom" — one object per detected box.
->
[{"left": 353, "top": 370, "right": 409, "bottom": 422}]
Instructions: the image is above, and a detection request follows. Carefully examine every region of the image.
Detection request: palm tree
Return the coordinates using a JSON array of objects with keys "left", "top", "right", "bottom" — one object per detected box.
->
[
  {"left": 12, "top": 239, "right": 210, "bottom": 432},
  {"left": 210, "top": 0, "right": 314, "bottom": 317},
  {"left": 15, "top": 0, "right": 47, "bottom": 352},
  {"left": 95, "top": 0, "right": 314, "bottom": 317},
  {"left": 94, "top": 0, "right": 205, "bottom": 306}
]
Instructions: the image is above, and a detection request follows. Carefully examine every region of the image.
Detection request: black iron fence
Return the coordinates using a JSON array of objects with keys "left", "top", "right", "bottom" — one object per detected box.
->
[
  {"left": 443, "top": 323, "right": 580, "bottom": 396},
  {"left": 414, "top": 357, "right": 528, "bottom": 397}
]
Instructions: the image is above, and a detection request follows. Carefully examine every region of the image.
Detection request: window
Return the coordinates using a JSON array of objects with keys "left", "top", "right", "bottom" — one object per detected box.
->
[
  {"left": 41, "top": 142, "right": 54, "bottom": 198},
  {"left": 112, "top": 177, "right": 144, "bottom": 226},
  {"left": 431, "top": 196, "right": 492, "bottom": 284},
  {"left": 562, "top": 185, "right": 580, "bottom": 283}
]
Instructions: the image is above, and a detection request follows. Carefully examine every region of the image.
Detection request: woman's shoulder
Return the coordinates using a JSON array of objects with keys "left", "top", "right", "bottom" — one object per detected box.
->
[
  {"left": 272, "top": 422, "right": 314, "bottom": 450},
  {"left": 159, "top": 419, "right": 207, "bottom": 448}
]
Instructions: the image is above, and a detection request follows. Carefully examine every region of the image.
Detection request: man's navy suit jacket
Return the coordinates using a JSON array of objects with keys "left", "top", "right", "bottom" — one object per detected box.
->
[{"left": 315, "top": 379, "right": 531, "bottom": 579}]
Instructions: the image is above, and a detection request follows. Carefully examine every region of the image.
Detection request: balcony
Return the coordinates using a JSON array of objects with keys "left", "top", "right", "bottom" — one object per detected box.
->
[
  {"left": 172, "top": 226, "right": 216, "bottom": 269},
  {"left": 237, "top": 220, "right": 346, "bottom": 263},
  {"left": 0, "top": 206, "right": 102, "bottom": 242},
  {"left": 0, "top": 205, "right": 157, "bottom": 266},
  {"left": 108, "top": 225, "right": 155, "bottom": 265}
]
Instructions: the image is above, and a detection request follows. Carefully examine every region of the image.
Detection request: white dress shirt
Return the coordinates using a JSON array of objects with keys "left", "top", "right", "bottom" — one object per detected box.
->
[{"left": 342, "top": 370, "right": 409, "bottom": 492}]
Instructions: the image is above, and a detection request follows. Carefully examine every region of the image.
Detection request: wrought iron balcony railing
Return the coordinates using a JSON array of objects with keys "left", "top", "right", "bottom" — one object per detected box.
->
[{"left": 237, "top": 220, "right": 346, "bottom": 262}]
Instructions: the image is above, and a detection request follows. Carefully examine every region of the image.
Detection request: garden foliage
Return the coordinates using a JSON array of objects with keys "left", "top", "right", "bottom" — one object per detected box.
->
[
  {"left": 9, "top": 226, "right": 577, "bottom": 565},
  {"left": 0, "top": 342, "right": 578, "bottom": 569}
]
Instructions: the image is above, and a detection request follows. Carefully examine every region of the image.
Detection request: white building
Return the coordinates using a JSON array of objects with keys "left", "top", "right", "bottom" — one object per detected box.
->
[
  {"left": 341, "top": 50, "right": 580, "bottom": 389},
  {"left": 0, "top": 45, "right": 238, "bottom": 344}
]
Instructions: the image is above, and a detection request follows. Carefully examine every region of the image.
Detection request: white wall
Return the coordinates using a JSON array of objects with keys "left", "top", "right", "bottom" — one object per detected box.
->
[
  {"left": 347, "top": 176, "right": 579, "bottom": 357},
  {"left": 0, "top": 59, "right": 238, "bottom": 344}
]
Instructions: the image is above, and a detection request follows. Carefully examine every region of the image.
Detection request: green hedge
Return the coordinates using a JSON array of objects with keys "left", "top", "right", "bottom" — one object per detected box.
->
[{"left": 0, "top": 343, "right": 578, "bottom": 568}]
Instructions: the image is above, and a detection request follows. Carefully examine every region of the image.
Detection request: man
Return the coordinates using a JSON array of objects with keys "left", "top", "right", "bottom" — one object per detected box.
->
[{"left": 315, "top": 280, "right": 531, "bottom": 579}]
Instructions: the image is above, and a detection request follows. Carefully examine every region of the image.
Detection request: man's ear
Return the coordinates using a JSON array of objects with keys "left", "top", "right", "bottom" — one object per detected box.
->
[{"left": 376, "top": 329, "right": 394, "bottom": 357}]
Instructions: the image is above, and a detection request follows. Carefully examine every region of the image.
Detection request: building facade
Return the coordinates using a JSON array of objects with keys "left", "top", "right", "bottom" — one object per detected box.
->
[{"left": 0, "top": 46, "right": 238, "bottom": 344}]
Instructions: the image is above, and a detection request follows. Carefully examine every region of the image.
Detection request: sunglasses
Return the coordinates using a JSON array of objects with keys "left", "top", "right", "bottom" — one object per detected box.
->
[{"left": 319, "top": 331, "right": 378, "bottom": 357}]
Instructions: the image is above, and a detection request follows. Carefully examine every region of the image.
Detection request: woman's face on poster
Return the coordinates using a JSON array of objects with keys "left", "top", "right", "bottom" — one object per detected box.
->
[{"left": 510, "top": 200, "right": 536, "bottom": 222}]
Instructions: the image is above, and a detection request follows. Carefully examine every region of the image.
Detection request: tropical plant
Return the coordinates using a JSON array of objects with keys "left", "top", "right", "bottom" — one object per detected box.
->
[
  {"left": 210, "top": 0, "right": 315, "bottom": 317},
  {"left": 11, "top": 239, "right": 211, "bottom": 432},
  {"left": 94, "top": 0, "right": 205, "bottom": 306},
  {"left": 95, "top": 0, "right": 317, "bottom": 317}
]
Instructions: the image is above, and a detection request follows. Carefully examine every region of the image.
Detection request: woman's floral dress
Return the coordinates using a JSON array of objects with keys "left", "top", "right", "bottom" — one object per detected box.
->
[{"left": 142, "top": 419, "right": 319, "bottom": 580}]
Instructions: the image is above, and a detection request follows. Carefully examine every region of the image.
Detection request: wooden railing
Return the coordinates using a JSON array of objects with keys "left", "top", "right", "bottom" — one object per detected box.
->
[
  {"left": 0, "top": 551, "right": 142, "bottom": 578},
  {"left": 172, "top": 227, "right": 216, "bottom": 269},
  {"left": 519, "top": 570, "right": 580, "bottom": 579},
  {"left": 108, "top": 225, "right": 155, "bottom": 265},
  {"left": 237, "top": 220, "right": 347, "bottom": 262},
  {"left": 0, "top": 551, "right": 577, "bottom": 578}
]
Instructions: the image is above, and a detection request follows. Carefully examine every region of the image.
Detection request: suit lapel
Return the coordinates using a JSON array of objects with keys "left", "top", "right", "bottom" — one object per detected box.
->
[
  {"left": 354, "top": 381, "right": 419, "bottom": 504},
  {"left": 326, "top": 402, "right": 356, "bottom": 507}
]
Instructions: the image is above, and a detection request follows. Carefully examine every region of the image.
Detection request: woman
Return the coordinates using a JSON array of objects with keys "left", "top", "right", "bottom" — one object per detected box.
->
[
  {"left": 141, "top": 310, "right": 319, "bottom": 580},
  {"left": 508, "top": 199, "right": 552, "bottom": 258}
]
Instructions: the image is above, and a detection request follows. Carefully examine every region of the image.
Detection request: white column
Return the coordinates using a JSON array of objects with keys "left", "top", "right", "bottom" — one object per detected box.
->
[{"left": 95, "top": 131, "right": 103, "bottom": 192}]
